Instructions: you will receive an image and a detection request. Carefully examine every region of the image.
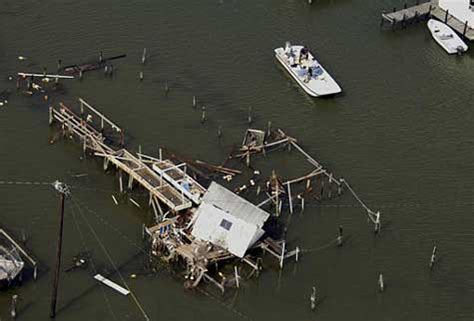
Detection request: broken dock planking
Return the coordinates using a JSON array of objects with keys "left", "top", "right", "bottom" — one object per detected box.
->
[
  {"left": 94, "top": 274, "right": 130, "bottom": 295},
  {"left": 17, "top": 72, "right": 74, "bottom": 79},
  {"left": 60, "top": 54, "right": 127, "bottom": 75},
  {"left": 48, "top": 97, "right": 382, "bottom": 293}
]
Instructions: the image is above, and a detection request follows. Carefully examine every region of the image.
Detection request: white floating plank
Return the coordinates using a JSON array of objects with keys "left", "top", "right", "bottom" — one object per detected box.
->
[
  {"left": 17, "top": 72, "right": 74, "bottom": 79},
  {"left": 94, "top": 274, "right": 130, "bottom": 296}
]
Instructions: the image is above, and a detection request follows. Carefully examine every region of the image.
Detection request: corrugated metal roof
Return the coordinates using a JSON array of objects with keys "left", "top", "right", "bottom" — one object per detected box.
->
[
  {"left": 202, "top": 182, "right": 270, "bottom": 228},
  {"left": 191, "top": 202, "right": 265, "bottom": 258}
]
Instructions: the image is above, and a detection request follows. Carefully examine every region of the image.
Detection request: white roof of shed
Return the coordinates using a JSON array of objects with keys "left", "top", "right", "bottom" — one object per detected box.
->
[
  {"left": 191, "top": 202, "right": 265, "bottom": 258},
  {"left": 202, "top": 182, "right": 270, "bottom": 228}
]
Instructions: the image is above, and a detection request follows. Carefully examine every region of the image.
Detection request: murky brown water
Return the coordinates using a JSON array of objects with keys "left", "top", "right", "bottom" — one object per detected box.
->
[{"left": 0, "top": 0, "right": 473, "bottom": 320}]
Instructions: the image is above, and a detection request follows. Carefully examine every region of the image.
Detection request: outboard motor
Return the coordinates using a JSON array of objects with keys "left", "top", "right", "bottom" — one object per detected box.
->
[{"left": 456, "top": 45, "right": 465, "bottom": 55}]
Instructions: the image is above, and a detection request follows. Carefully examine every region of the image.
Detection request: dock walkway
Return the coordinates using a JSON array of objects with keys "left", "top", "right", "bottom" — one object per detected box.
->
[
  {"left": 50, "top": 99, "right": 192, "bottom": 212},
  {"left": 381, "top": 0, "right": 474, "bottom": 41}
]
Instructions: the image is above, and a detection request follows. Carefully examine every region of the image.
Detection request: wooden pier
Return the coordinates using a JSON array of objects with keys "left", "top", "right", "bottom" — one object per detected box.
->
[
  {"left": 49, "top": 98, "right": 192, "bottom": 214},
  {"left": 49, "top": 98, "right": 382, "bottom": 293},
  {"left": 381, "top": 0, "right": 474, "bottom": 41}
]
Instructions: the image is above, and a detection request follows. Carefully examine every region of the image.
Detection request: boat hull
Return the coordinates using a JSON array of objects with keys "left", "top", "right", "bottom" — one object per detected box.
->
[
  {"left": 427, "top": 19, "right": 469, "bottom": 54},
  {"left": 274, "top": 45, "right": 341, "bottom": 97}
]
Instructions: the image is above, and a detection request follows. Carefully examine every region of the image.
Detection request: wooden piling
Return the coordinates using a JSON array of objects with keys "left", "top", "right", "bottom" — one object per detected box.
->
[
  {"left": 119, "top": 172, "right": 124, "bottom": 193},
  {"left": 463, "top": 20, "right": 468, "bottom": 36},
  {"left": 201, "top": 106, "right": 206, "bottom": 124},
  {"left": 374, "top": 212, "right": 381, "bottom": 233},
  {"left": 49, "top": 107, "right": 54, "bottom": 125},
  {"left": 141, "top": 48, "right": 147, "bottom": 65},
  {"left": 337, "top": 225, "right": 343, "bottom": 246},
  {"left": 287, "top": 183, "right": 294, "bottom": 214},
  {"left": 234, "top": 266, "right": 240, "bottom": 288},
  {"left": 429, "top": 245, "right": 437, "bottom": 269},
  {"left": 444, "top": 10, "right": 449, "bottom": 23},
  {"left": 310, "top": 287, "right": 316, "bottom": 310},
  {"left": 11, "top": 294, "right": 18, "bottom": 318},
  {"left": 130, "top": 198, "right": 141, "bottom": 208},
  {"left": 279, "top": 241, "right": 286, "bottom": 269}
]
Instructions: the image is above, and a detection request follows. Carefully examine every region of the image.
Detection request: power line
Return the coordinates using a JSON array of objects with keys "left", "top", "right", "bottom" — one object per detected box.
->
[
  {"left": 70, "top": 195, "right": 151, "bottom": 321},
  {"left": 69, "top": 199, "right": 118, "bottom": 321}
]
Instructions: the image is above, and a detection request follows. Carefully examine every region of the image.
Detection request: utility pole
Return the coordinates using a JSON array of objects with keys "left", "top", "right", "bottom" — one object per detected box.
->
[{"left": 50, "top": 181, "right": 69, "bottom": 318}]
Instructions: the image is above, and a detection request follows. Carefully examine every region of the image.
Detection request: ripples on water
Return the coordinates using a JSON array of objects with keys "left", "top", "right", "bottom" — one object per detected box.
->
[{"left": 0, "top": 1, "right": 473, "bottom": 320}]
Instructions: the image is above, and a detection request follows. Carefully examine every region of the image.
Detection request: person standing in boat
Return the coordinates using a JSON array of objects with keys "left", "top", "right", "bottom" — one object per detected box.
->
[
  {"left": 299, "top": 46, "right": 309, "bottom": 63},
  {"left": 289, "top": 55, "right": 297, "bottom": 68}
]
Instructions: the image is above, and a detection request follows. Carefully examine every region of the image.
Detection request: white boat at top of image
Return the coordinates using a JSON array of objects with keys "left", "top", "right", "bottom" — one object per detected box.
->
[
  {"left": 427, "top": 19, "right": 468, "bottom": 54},
  {"left": 274, "top": 42, "right": 342, "bottom": 97}
]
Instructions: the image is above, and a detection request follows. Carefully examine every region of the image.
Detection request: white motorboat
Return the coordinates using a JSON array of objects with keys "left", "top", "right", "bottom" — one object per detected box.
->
[
  {"left": 427, "top": 19, "right": 468, "bottom": 54},
  {"left": 274, "top": 42, "right": 342, "bottom": 97}
]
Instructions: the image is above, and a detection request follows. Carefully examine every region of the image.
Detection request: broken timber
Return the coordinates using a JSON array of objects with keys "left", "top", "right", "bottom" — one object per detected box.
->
[{"left": 49, "top": 98, "right": 192, "bottom": 212}]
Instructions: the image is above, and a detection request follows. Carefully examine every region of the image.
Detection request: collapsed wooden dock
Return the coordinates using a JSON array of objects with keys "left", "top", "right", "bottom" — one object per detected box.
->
[
  {"left": 49, "top": 98, "right": 192, "bottom": 215},
  {"left": 381, "top": 0, "right": 474, "bottom": 41},
  {"left": 49, "top": 97, "right": 381, "bottom": 293}
]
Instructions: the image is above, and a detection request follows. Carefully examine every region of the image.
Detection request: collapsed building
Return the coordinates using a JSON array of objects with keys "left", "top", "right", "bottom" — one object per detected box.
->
[{"left": 49, "top": 98, "right": 381, "bottom": 293}]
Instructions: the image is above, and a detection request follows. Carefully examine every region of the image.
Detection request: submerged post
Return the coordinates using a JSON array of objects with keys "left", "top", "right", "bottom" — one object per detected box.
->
[
  {"left": 234, "top": 266, "right": 240, "bottom": 289},
  {"left": 50, "top": 181, "right": 69, "bottom": 318},
  {"left": 429, "top": 245, "right": 437, "bottom": 269},
  {"left": 279, "top": 241, "right": 286, "bottom": 269},
  {"left": 374, "top": 211, "right": 381, "bottom": 233},
  {"left": 310, "top": 286, "right": 316, "bottom": 310},
  {"left": 378, "top": 274, "right": 385, "bottom": 292},
  {"left": 337, "top": 225, "right": 343, "bottom": 247},
  {"left": 141, "top": 48, "right": 147, "bottom": 64},
  {"left": 11, "top": 294, "right": 18, "bottom": 318},
  {"left": 201, "top": 106, "right": 206, "bottom": 124}
]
